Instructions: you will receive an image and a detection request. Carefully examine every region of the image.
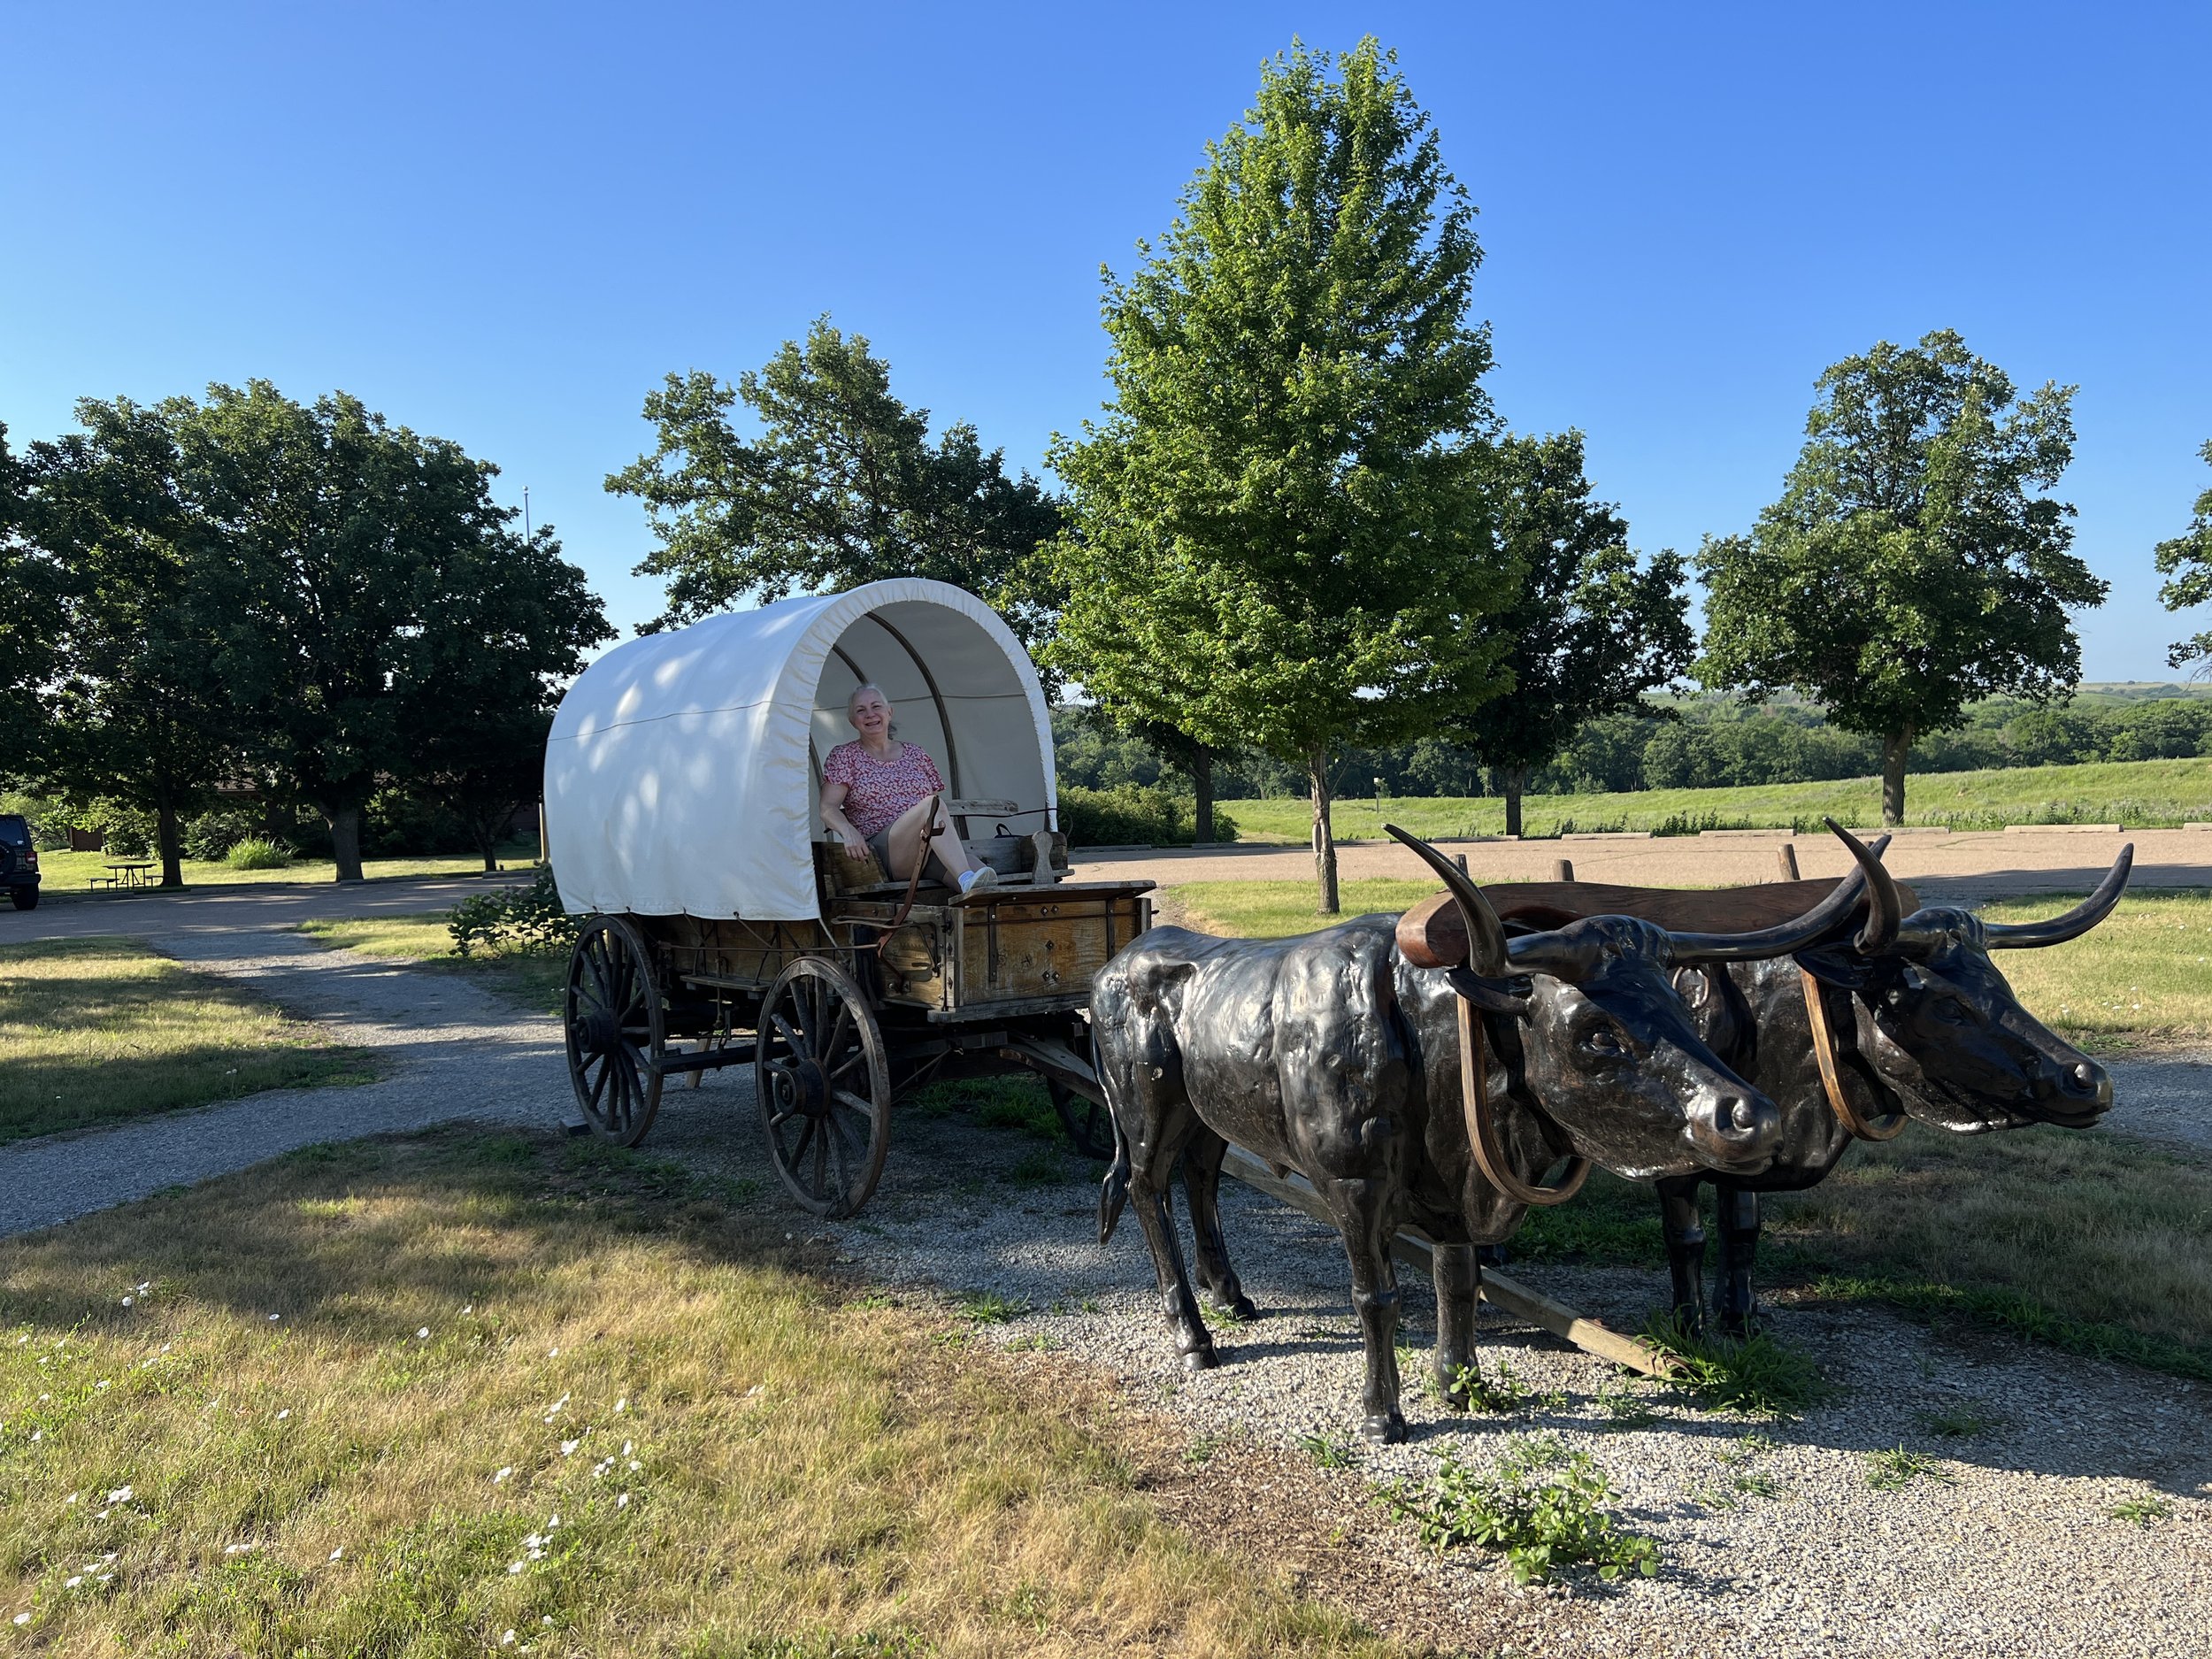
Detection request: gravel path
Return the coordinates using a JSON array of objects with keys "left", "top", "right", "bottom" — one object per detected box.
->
[{"left": 0, "top": 932, "right": 561, "bottom": 1238}]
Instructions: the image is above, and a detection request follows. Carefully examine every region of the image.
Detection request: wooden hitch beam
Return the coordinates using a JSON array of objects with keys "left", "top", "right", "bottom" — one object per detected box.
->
[
  {"left": 1217, "top": 1147, "right": 1679, "bottom": 1379},
  {"left": 651, "top": 1040, "right": 757, "bottom": 1077}
]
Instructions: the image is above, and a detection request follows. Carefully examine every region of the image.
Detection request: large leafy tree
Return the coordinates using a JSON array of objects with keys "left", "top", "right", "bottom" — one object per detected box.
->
[
  {"left": 16, "top": 401, "right": 237, "bottom": 887},
  {"left": 1698, "top": 330, "right": 2104, "bottom": 824},
  {"left": 2155, "top": 441, "right": 2212, "bottom": 672},
  {"left": 1450, "top": 432, "right": 1691, "bottom": 836},
  {"left": 175, "top": 382, "right": 610, "bottom": 880},
  {"left": 1048, "top": 38, "right": 1514, "bottom": 911},
  {"left": 0, "top": 422, "right": 62, "bottom": 747},
  {"left": 607, "top": 318, "right": 1064, "bottom": 658}
]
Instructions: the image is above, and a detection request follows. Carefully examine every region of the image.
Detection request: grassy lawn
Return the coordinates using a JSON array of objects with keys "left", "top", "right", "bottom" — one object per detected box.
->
[
  {"left": 0, "top": 939, "right": 375, "bottom": 1145},
  {"left": 1981, "top": 889, "right": 2212, "bottom": 1045},
  {"left": 297, "top": 915, "right": 569, "bottom": 1015},
  {"left": 1173, "top": 879, "right": 1444, "bottom": 940},
  {"left": 1515, "top": 1126, "right": 2212, "bottom": 1384},
  {"left": 1221, "top": 754, "right": 2212, "bottom": 841},
  {"left": 35, "top": 843, "right": 538, "bottom": 898},
  {"left": 0, "top": 1131, "right": 1390, "bottom": 1655}
]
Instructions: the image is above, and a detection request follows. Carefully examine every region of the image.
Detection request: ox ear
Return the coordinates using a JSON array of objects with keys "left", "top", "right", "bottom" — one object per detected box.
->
[
  {"left": 1446, "top": 965, "right": 1534, "bottom": 1019},
  {"left": 1794, "top": 943, "right": 1875, "bottom": 990}
]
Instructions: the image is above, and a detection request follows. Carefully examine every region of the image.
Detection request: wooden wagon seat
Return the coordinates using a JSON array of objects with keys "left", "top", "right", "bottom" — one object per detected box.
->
[{"left": 1395, "top": 876, "right": 1920, "bottom": 971}]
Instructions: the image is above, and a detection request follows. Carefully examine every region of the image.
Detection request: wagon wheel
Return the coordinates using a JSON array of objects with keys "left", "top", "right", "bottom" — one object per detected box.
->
[
  {"left": 564, "top": 915, "right": 667, "bottom": 1147},
  {"left": 756, "top": 956, "right": 892, "bottom": 1218},
  {"left": 1049, "top": 1079, "right": 1117, "bottom": 1161}
]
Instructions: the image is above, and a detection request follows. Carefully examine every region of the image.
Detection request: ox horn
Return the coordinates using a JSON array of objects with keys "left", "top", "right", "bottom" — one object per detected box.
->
[
  {"left": 1983, "top": 844, "right": 2134, "bottom": 950},
  {"left": 1386, "top": 824, "right": 1511, "bottom": 977},
  {"left": 1844, "top": 826, "right": 1901, "bottom": 953},
  {"left": 1665, "top": 818, "right": 1889, "bottom": 964}
]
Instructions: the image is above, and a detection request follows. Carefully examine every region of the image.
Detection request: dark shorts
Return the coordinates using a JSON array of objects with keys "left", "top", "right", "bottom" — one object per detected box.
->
[{"left": 865, "top": 828, "right": 895, "bottom": 872}]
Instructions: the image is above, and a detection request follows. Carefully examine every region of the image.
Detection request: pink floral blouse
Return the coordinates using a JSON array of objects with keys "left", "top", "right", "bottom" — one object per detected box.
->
[{"left": 823, "top": 741, "right": 945, "bottom": 838}]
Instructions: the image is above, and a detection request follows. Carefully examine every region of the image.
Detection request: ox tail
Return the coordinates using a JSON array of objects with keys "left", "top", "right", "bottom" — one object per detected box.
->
[{"left": 1094, "top": 1026, "right": 1133, "bottom": 1246}]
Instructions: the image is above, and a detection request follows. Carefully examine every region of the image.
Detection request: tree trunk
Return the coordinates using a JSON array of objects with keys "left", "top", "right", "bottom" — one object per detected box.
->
[
  {"left": 1193, "top": 747, "right": 1215, "bottom": 844},
  {"left": 1310, "top": 751, "right": 1339, "bottom": 915},
  {"left": 1881, "top": 726, "right": 1913, "bottom": 827},
  {"left": 155, "top": 802, "right": 184, "bottom": 889},
  {"left": 329, "top": 803, "right": 365, "bottom": 882},
  {"left": 1502, "top": 765, "right": 1528, "bottom": 840}
]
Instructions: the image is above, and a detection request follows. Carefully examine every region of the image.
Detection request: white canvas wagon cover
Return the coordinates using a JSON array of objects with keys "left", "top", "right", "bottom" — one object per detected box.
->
[{"left": 544, "top": 579, "right": 1057, "bottom": 922}]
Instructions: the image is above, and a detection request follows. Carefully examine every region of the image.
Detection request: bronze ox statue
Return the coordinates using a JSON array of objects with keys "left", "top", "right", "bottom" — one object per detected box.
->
[
  {"left": 1663, "top": 835, "right": 2124, "bottom": 1333},
  {"left": 1088, "top": 824, "right": 1889, "bottom": 1443},
  {"left": 1395, "top": 824, "right": 2129, "bottom": 1336}
]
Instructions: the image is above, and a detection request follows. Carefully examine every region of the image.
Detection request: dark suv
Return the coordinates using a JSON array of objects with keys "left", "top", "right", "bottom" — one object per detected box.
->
[{"left": 0, "top": 814, "right": 40, "bottom": 910}]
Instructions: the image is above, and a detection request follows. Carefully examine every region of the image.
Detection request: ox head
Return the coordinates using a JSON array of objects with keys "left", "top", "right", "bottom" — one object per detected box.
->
[
  {"left": 1387, "top": 823, "right": 1892, "bottom": 1180},
  {"left": 1796, "top": 835, "right": 2126, "bottom": 1131}
]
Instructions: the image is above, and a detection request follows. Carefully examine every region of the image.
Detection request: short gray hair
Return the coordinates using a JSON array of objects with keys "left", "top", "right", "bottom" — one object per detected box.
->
[{"left": 846, "top": 683, "right": 890, "bottom": 718}]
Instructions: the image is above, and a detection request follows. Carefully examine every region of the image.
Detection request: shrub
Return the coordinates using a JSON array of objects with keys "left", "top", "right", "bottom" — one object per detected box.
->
[
  {"left": 1057, "top": 784, "right": 1238, "bottom": 847},
  {"left": 448, "top": 866, "right": 578, "bottom": 958},
  {"left": 1391, "top": 1433, "right": 1660, "bottom": 1584},
  {"left": 223, "top": 837, "right": 294, "bottom": 870},
  {"left": 183, "top": 810, "right": 265, "bottom": 861}
]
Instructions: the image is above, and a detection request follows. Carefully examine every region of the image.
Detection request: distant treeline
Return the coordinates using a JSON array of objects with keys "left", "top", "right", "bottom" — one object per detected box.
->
[{"left": 1053, "top": 688, "right": 2212, "bottom": 803}]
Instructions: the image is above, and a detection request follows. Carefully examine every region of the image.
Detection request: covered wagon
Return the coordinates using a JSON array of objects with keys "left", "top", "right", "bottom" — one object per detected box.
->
[{"left": 544, "top": 578, "right": 1152, "bottom": 1217}]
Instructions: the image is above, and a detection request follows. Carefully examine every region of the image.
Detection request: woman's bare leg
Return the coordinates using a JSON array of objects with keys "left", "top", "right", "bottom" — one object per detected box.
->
[{"left": 884, "top": 794, "right": 975, "bottom": 882}]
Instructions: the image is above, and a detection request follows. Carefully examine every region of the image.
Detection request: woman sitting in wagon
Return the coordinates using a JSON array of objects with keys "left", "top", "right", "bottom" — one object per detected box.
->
[{"left": 820, "top": 684, "right": 998, "bottom": 895}]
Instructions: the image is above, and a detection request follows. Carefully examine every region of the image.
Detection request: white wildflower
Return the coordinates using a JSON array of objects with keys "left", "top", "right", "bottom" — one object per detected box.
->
[
  {"left": 277, "top": 1409, "right": 290, "bottom": 1421},
  {"left": 493, "top": 1466, "right": 513, "bottom": 1484},
  {"left": 417, "top": 1328, "right": 430, "bottom": 1340},
  {"left": 269, "top": 1314, "right": 280, "bottom": 1322},
  {"left": 614, "top": 1396, "right": 626, "bottom": 1413},
  {"left": 12, "top": 1613, "right": 29, "bottom": 1626},
  {"left": 462, "top": 1304, "right": 472, "bottom": 1314},
  {"left": 64, "top": 1577, "right": 81, "bottom": 1589},
  {"left": 617, "top": 1492, "right": 629, "bottom": 1509},
  {"left": 502, "top": 1634, "right": 516, "bottom": 1647},
  {"left": 96, "top": 1379, "right": 111, "bottom": 1391},
  {"left": 121, "top": 1298, "right": 133, "bottom": 1308},
  {"left": 547, "top": 1513, "right": 559, "bottom": 1528},
  {"left": 106, "top": 1486, "right": 133, "bottom": 1503},
  {"left": 560, "top": 1439, "right": 580, "bottom": 1456},
  {"left": 622, "top": 1441, "right": 634, "bottom": 1457},
  {"left": 136, "top": 1283, "right": 150, "bottom": 1294},
  {"left": 329, "top": 1547, "right": 343, "bottom": 1561},
  {"left": 548, "top": 1347, "right": 558, "bottom": 1357},
  {"left": 507, "top": 1561, "right": 524, "bottom": 1575}
]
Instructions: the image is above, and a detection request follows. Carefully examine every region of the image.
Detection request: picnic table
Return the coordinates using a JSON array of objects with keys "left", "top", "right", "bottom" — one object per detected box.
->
[{"left": 93, "top": 860, "right": 156, "bottom": 892}]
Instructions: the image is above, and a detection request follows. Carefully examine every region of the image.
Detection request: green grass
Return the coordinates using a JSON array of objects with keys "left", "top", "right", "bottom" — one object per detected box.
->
[
  {"left": 1505, "top": 1125, "right": 2212, "bottom": 1383},
  {"left": 0, "top": 938, "right": 375, "bottom": 1145},
  {"left": 1978, "top": 889, "right": 2212, "bottom": 1043},
  {"left": 1221, "top": 755, "right": 2212, "bottom": 841},
  {"left": 35, "top": 843, "right": 538, "bottom": 897},
  {"left": 1174, "top": 879, "right": 1444, "bottom": 940},
  {"left": 0, "top": 1130, "right": 1394, "bottom": 1655},
  {"left": 296, "top": 914, "right": 569, "bottom": 1014}
]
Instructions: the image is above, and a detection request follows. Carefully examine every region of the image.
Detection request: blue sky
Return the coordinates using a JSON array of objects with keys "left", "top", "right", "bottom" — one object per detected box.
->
[{"left": 4, "top": 2, "right": 2207, "bottom": 683}]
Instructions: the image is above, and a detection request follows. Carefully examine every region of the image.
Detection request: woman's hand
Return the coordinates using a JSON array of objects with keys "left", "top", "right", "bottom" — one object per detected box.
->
[{"left": 840, "top": 833, "right": 871, "bottom": 862}]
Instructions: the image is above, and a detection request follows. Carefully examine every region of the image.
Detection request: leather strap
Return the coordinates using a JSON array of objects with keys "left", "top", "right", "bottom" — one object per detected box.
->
[
  {"left": 1799, "top": 968, "right": 1906, "bottom": 1141},
  {"left": 1457, "top": 997, "right": 1591, "bottom": 1207},
  {"left": 856, "top": 797, "right": 947, "bottom": 951}
]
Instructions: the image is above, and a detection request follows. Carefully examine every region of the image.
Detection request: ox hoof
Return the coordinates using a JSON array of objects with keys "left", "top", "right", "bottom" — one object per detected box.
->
[
  {"left": 1359, "top": 1410, "right": 1407, "bottom": 1446},
  {"left": 1210, "top": 1293, "right": 1258, "bottom": 1322},
  {"left": 1182, "top": 1345, "right": 1220, "bottom": 1373},
  {"left": 1715, "top": 1305, "right": 1763, "bottom": 1341}
]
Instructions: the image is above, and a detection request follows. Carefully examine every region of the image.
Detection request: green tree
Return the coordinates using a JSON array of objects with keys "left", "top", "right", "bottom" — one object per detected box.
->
[
  {"left": 0, "top": 422, "right": 63, "bottom": 749},
  {"left": 1450, "top": 432, "right": 1691, "bottom": 836},
  {"left": 2155, "top": 441, "right": 2212, "bottom": 672},
  {"left": 608, "top": 318, "right": 1064, "bottom": 658},
  {"left": 1048, "top": 38, "right": 1513, "bottom": 911},
  {"left": 16, "top": 400, "right": 237, "bottom": 887},
  {"left": 175, "top": 381, "right": 610, "bottom": 881},
  {"left": 1697, "top": 330, "right": 2104, "bottom": 824}
]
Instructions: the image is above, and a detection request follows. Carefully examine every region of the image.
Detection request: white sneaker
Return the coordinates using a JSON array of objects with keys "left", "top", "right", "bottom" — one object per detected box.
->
[{"left": 958, "top": 866, "right": 997, "bottom": 895}]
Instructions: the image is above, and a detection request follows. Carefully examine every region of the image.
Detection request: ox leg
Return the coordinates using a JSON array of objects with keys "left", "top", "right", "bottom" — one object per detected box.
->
[
  {"left": 1656, "top": 1176, "right": 1709, "bottom": 1336},
  {"left": 1714, "top": 1184, "right": 1763, "bottom": 1338},
  {"left": 1130, "top": 1172, "right": 1218, "bottom": 1371},
  {"left": 1431, "top": 1241, "right": 1480, "bottom": 1409},
  {"left": 1179, "top": 1128, "right": 1258, "bottom": 1320},
  {"left": 1318, "top": 1178, "right": 1405, "bottom": 1443}
]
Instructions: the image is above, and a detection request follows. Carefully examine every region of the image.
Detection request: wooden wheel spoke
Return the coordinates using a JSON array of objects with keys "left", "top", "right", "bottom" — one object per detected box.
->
[
  {"left": 831, "top": 1087, "right": 877, "bottom": 1118},
  {"left": 586, "top": 1055, "right": 612, "bottom": 1112},
  {"left": 770, "top": 1011, "right": 808, "bottom": 1064}
]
